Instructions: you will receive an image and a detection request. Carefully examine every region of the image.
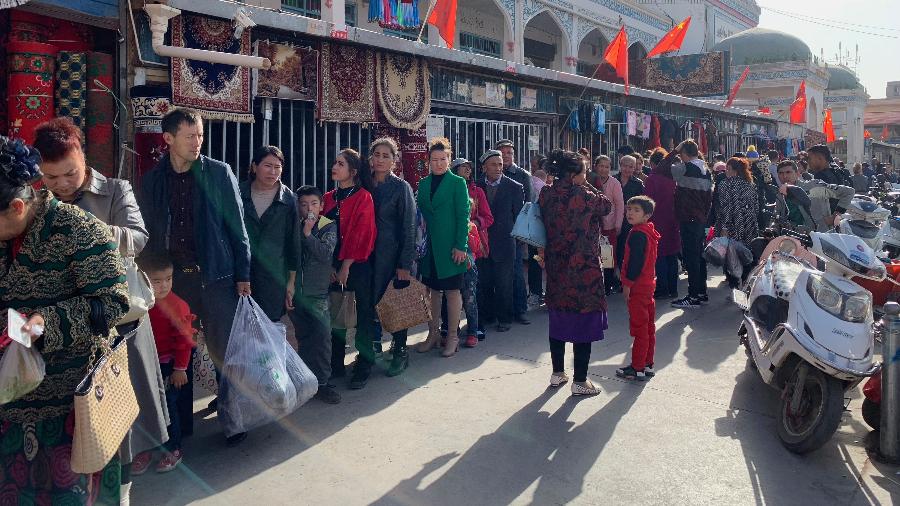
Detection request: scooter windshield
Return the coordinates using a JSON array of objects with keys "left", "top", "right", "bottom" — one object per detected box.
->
[{"left": 848, "top": 220, "right": 880, "bottom": 239}]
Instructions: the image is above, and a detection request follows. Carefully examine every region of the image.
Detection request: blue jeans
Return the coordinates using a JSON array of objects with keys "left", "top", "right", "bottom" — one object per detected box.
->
[
  {"left": 160, "top": 361, "right": 182, "bottom": 452},
  {"left": 513, "top": 244, "right": 528, "bottom": 315}
]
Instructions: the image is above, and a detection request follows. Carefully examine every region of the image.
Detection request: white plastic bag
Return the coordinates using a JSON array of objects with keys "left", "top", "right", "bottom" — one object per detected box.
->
[
  {"left": 218, "top": 296, "right": 318, "bottom": 436},
  {"left": 703, "top": 236, "right": 730, "bottom": 267},
  {"left": 0, "top": 342, "right": 45, "bottom": 404}
]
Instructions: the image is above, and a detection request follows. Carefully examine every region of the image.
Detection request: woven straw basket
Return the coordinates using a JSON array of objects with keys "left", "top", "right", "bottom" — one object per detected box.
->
[
  {"left": 71, "top": 334, "right": 139, "bottom": 474},
  {"left": 375, "top": 278, "right": 432, "bottom": 334}
]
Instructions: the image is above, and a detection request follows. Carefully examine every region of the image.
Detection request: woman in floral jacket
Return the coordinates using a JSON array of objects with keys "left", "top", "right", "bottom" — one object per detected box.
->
[{"left": 538, "top": 150, "right": 612, "bottom": 396}]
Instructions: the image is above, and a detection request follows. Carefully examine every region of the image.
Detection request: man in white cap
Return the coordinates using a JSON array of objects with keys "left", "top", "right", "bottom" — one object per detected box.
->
[{"left": 476, "top": 149, "right": 525, "bottom": 332}]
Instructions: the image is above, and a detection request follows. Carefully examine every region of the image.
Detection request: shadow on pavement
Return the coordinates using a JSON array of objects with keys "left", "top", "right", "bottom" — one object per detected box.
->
[
  {"left": 371, "top": 385, "right": 641, "bottom": 506},
  {"left": 715, "top": 365, "right": 900, "bottom": 504}
]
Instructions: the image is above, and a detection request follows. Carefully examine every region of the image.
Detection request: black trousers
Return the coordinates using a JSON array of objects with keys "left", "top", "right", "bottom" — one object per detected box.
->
[
  {"left": 527, "top": 246, "right": 544, "bottom": 296},
  {"left": 330, "top": 260, "right": 376, "bottom": 375},
  {"left": 679, "top": 221, "right": 708, "bottom": 298},
  {"left": 476, "top": 258, "right": 514, "bottom": 325},
  {"left": 549, "top": 338, "right": 592, "bottom": 382},
  {"left": 291, "top": 295, "right": 332, "bottom": 385}
]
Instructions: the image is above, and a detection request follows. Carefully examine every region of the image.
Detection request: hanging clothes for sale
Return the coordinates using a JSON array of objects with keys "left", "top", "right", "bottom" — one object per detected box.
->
[
  {"left": 569, "top": 107, "right": 579, "bottom": 131},
  {"left": 649, "top": 115, "right": 661, "bottom": 148},
  {"left": 698, "top": 122, "right": 708, "bottom": 154},
  {"left": 659, "top": 117, "right": 676, "bottom": 149},
  {"left": 627, "top": 110, "right": 638, "bottom": 136},
  {"left": 594, "top": 104, "right": 606, "bottom": 134},
  {"left": 641, "top": 113, "right": 651, "bottom": 140}
]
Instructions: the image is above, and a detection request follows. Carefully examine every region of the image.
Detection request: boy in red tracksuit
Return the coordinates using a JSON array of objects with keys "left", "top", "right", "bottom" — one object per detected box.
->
[{"left": 616, "top": 196, "right": 660, "bottom": 381}]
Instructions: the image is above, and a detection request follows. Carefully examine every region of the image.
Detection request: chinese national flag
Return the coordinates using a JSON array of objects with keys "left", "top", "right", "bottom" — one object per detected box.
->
[
  {"left": 603, "top": 26, "right": 629, "bottom": 94},
  {"left": 823, "top": 109, "right": 836, "bottom": 143},
  {"left": 790, "top": 80, "right": 807, "bottom": 124},
  {"left": 883, "top": 125, "right": 890, "bottom": 141},
  {"left": 725, "top": 66, "right": 750, "bottom": 108},
  {"left": 427, "top": 0, "right": 458, "bottom": 49},
  {"left": 864, "top": 130, "right": 871, "bottom": 139},
  {"left": 647, "top": 17, "right": 692, "bottom": 58}
]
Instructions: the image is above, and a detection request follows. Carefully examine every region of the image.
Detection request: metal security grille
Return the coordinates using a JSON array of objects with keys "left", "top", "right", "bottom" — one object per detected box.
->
[
  {"left": 564, "top": 123, "right": 627, "bottom": 169},
  {"left": 430, "top": 114, "right": 553, "bottom": 173},
  {"left": 203, "top": 99, "right": 372, "bottom": 192}
]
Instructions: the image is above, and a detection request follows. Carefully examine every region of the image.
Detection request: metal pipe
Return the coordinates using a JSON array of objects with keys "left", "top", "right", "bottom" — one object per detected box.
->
[
  {"left": 881, "top": 302, "right": 900, "bottom": 462},
  {"left": 144, "top": 4, "right": 271, "bottom": 70}
]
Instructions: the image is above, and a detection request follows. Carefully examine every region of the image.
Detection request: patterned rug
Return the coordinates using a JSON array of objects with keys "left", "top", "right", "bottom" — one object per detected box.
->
[
  {"left": 86, "top": 52, "right": 116, "bottom": 176},
  {"left": 319, "top": 42, "right": 376, "bottom": 124},
  {"left": 7, "top": 41, "right": 57, "bottom": 145},
  {"left": 375, "top": 123, "right": 428, "bottom": 191},
  {"left": 171, "top": 13, "right": 253, "bottom": 122},
  {"left": 254, "top": 41, "right": 318, "bottom": 101},
  {"left": 131, "top": 85, "right": 172, "bottom": 187},
  {"left": 9, "top": 10, "right": 48, "bottom": 43},
  {"left": 376, "top": 52, "right": 430, "bottom": 130},
  {"left": 55, "top": 51, "right": 87, "bottom": 130},
  {"left": 631, "top": 52, "right": 729, "bottom": 97},
  {"left": 0, "top": 10, "right": 8, "bottom": 135}
]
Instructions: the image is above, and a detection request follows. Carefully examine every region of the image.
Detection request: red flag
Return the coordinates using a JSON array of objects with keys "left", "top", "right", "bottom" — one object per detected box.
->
[
  {"left": 725, "top": 66, "right": 750, "bottom": 107},
  {"left": 603, "top": 26, "right": 629, "bottom": 95},
  {"left": 882, "top": 125, "right": 890, "bottom": 141},
  {"left": 647, "top": 17, "right": 692, "bottom": 58},
  {"left": 758, "top": 107, "right": 771, "bottom": 114},
  {"left": 427, "top": 0, "right": 457, "bottom": 49},
  {"left": 823, "top": 109, "right": 835, "bottom": 143},
  {"left": 864, "top": 130, "right": 871, "bottom": 139},
  {"left": 790, "top": 81, "right": 807, "bottom": 124}
]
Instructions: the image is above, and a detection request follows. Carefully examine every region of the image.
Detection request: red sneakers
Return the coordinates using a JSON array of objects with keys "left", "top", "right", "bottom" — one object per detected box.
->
[
  {"left": 130, "top": 452, "right": 153, "bottom": 476},
  {"left": 463, "top": 335, "right": 478, "bottom": 348},
  {"left": 155, "top": 449, "right": 183, "bottom": 473}
]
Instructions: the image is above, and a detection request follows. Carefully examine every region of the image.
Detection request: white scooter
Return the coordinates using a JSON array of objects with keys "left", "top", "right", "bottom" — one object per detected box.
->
[
  {"left": 733, "top": 232, "right": 885, "bottom": 453},
  {"left": 837, "top": 198, "right": 891, "bottom": 255}
]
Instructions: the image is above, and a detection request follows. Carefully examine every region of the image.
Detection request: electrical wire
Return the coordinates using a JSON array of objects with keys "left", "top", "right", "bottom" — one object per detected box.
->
[
  {"left": 760, "top": 6, "right": 900, "bottom": 32},
  {"left": 761, "top": 6, "right": 899, "bottom": 39}
]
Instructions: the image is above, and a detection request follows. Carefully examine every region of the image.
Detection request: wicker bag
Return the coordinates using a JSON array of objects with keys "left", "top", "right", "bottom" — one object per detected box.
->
[
  {"left": 375, "top": 278, "right": 432, "bottom": 333},
  {"left": 71, "top": 333, "right": 139, "bottom": 474}
]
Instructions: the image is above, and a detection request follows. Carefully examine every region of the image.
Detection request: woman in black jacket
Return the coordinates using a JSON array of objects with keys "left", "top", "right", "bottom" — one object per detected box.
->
[
  {"left": 368, "top": 138, "right": 417, "bottom": 377},
  {"left": 239, "top": 146, "right": 300, "bottom": 321}
]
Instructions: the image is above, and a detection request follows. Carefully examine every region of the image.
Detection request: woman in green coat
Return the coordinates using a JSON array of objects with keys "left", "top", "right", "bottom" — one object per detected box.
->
[{"left": 415, "top": 139, "right": 470, "bottom": 357}]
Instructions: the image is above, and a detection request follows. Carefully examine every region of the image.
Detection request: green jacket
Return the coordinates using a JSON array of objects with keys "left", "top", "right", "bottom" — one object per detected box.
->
[{"left": 417, "top": 171, "right": 471, "bottom": 279}]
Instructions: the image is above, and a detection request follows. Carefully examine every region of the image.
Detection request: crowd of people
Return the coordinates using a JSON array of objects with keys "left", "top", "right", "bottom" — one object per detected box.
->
[{"left": 0, "top": 105, "right": 880, "bottom": 504}]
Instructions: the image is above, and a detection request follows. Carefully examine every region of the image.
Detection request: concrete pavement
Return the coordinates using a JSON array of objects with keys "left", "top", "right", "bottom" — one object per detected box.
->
[{"left": 132, "top": 274, "right": 900, "bottom": 505}]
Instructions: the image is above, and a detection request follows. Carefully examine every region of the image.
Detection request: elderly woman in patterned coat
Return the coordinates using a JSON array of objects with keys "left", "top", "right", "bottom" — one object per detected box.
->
[
  {"left": 0, "top": 136, "right": 130, "bottom": 504},
  {"left": 715, "top": 156, "right": 759, "bottom": 288},
  {"left": 538, "top": 149, "right": 612, "bottom": 397}
]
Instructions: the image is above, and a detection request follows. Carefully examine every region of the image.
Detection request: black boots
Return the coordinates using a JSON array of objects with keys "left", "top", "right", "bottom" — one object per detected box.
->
[
  {"left": 349, "top": 358, "right": 373, "bottom": 390},
  {"left": 386, "top": 344, "right": 409, "bottom": 377}
]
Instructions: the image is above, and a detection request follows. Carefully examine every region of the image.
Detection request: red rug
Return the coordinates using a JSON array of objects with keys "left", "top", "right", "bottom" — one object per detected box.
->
[
  {"left": 319, "top": 42, "right": 376, "bottom": 124},
  {"left": 375, "top": 123, "right": 428, "bottom": 191},
  {"left": 130, "top": 85, "right": 172, "bottom": 188},
  {"left": 86, "top": 52, "right": 115, "bottom": 176},
  {"left": 9, "top": 11, "right": 49, "bottom": 43},
  {"left": 7, "top": 41, "right": 57, "bottom": 145}
]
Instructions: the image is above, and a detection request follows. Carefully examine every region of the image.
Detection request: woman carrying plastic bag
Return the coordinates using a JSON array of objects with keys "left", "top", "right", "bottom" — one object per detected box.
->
[{"left": 218, "top": 296, "right": 318, "bottom": 437}]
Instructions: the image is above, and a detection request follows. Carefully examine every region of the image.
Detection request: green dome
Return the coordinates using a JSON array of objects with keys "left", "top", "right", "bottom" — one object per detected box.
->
[
  {"left": 827, "top": 66, "right": 862, "bottom": 90},
  {"left": 712, "top": 27, "right": 812, "bottom": 65}
]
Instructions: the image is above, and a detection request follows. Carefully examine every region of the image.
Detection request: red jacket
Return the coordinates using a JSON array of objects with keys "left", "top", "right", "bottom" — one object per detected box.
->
[
  {"left": 323, "top": 188, "right": 376, "bottom": 262},
  {"left": 621, "top": 221, "right": 660, "bottom": 291},
  {"left": 148, "top": 292, "right": 197, "bottom": 370}
]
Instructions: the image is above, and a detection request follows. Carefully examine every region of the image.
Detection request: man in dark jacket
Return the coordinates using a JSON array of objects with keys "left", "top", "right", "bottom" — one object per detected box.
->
[
  {"left": 139, "top": 108, "right": 252, "bottom": 445},
  {"left": 496, "top": 139, "right": 532, "bottom": 324},
  {"left": 807, "top": 144, "right": 847, "bottom": 186},
  {"left": 477, "top": 149, "right": 525, "bottom": 332},
  {"left": 655, "top": 140, "right": 713, "bottom": 309}
]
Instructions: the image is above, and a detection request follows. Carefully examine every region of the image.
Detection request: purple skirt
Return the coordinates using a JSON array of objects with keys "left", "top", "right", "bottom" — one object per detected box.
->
[{"left": 549, "top": 309, "right": 608, "bottom": 343}]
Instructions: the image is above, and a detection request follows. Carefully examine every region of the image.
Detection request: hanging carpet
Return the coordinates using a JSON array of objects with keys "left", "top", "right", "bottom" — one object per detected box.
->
[
  {"left": 630, "top": 52, "right": 729, "bottom": 97},
  {"left": 86, "top": 52, "right": 115, "bottom": 176},
  {"left": 131, "top": 85, "right": 172, "bottom": 188},
  {"left": 376, "top": 51, "right": 430, "bottom": 130},
  {"left": 55, "top": 51, "right": 87, "bottom": 130},
  {"left": 171, "top": 13, "right": 253, "bottom": 122},
  {"left": 7, "top": 41, "right": 56, "bottom": 145},
  {"left": 0, "top": 10, "right": 8, "bottom": 135},
  {"left": 253, "top": 41, "right": 318, "bottom": 101},
  {"left": 375, "top": 122, "right": 428, "bottom": 191},
  {"left": 8, "top": 10, "right": 48, "bottom": 43},
  {"left": 319, "top": 42, "right": 376, "bottom": 124}
]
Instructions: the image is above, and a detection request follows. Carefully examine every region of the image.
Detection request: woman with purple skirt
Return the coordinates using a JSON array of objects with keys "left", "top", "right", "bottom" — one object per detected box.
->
[{"left": 538, "top": 150, "right": 612, "bottom": 396}]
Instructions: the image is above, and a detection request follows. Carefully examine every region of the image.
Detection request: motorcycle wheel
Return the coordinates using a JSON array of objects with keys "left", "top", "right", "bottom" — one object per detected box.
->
[
  {"left": 777, "top": 365, "right": 844, "bottom": 454},
  {"left": 862, "top": 398, "right": 881, "bottom": 431}
]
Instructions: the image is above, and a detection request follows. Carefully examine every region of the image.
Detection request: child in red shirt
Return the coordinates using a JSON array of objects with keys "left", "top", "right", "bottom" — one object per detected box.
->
[
  {"left": 617, "top": 196, "right": 661, "bottom": 381},
  {"left": 137, "top": 253, "right": 196, "bottom": 473}
]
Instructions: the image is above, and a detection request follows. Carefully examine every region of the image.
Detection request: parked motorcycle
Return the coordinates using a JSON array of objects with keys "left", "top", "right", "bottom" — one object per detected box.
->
[
  {"left": 837, "top": 198, "right": 891, "bottom": 254},
  {"left": 862, "top": 369, "right": 882, "bottom": 431},
  {"left": 734, "top": 232, "right": 885, "bottom": 453}
]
